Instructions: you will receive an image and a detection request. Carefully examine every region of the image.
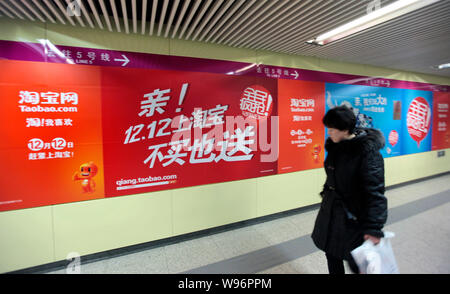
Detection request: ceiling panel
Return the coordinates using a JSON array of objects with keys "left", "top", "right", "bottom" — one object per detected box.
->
[{"left": 1, "top": 0, "right": 449, "bottom": 77}]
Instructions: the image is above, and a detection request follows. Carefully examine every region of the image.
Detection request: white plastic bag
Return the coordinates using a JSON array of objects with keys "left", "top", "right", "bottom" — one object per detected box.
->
[{"left": 351, "top": 231, "right": 399, "bottom": 274}]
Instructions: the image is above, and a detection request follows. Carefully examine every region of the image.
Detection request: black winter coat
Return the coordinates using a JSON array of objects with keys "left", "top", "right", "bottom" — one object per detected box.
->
[{"left": 311, "top": 127, "right": 388, "bottom": 260}]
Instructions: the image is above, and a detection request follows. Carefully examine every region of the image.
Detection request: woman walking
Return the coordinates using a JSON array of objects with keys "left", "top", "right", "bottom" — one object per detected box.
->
[{"left": 312, "top": 105, "right": 388, "bottom": 274}]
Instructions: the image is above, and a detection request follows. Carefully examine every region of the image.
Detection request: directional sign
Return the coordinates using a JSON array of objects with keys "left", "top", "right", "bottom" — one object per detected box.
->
[{"left": 114, "top": 54, "right": 129, "bottom": 66}]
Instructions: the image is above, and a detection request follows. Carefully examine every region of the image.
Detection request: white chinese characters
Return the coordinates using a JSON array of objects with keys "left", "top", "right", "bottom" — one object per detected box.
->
[
  {"left": 354, "top": 93, "right": 387, "bottom": 113},
  {"left": 20, "top": 90, "right": 78, "bottom": 161},
  {"left": 27, "top": 138, "right": 74, "bottom": 160},
  {"left": 407, "top": 98, "right": 431, "bottom": 135},
  {"left": 19, "top": 91, "right": 78, "bottom": 105},
  {"left": 143, "top": 126, "right": 256, "bottom": 168},
  {"left": 123, "top": 82, "right": 277, "bottom": 170},
  {"left": 240, "top": 86, "right": 273, "bottom": 119},
  {"left": 26, "top": 118, "right": 73, "bottom": 128},
  {"left": 139, "top": 88, "right": 171, "bottom": 117}
]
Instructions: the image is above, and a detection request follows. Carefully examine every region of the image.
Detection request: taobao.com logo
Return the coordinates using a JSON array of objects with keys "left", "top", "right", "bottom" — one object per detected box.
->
[{"left": 19, "top": 105, "right": 78, "bottom": 113}]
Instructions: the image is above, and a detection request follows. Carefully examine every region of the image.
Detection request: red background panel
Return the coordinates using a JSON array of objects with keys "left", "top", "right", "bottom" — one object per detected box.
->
[
  {"left": 0, "top": 60, "right": 104, "bottom": 211},
  {"left": 278, "top": 79, "right": 325, "bottom": 174},
  {"left": 432, "top": 91, "right": 450, "bottom": 150},
  {"left": 101, "top": 67, "right": 278, "bottom": 197}
]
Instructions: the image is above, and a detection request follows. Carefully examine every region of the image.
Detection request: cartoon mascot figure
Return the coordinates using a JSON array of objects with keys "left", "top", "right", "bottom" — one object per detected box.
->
[
  {"left": 311, "top": 144, "right": 321, "bottom": 164},
  {"left": 73, "top": 161, "right": 98, "bottom": 193}
]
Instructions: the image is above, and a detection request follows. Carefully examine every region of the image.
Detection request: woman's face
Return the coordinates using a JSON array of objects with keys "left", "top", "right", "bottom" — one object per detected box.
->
[{"left": 327, "top": 127, "right": 350, "bottom": 143}]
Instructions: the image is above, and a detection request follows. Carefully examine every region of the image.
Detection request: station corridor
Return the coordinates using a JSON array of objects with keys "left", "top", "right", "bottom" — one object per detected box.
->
[{"left": 41, "top": 173, "right": 450, "bottom": 274}]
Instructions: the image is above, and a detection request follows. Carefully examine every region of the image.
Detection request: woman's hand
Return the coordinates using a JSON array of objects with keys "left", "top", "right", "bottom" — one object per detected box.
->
[{"left": 364, "top": 234, "right": 381, "bottom": 245}]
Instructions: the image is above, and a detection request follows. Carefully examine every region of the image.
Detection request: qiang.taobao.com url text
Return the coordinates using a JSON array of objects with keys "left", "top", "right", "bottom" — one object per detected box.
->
[{"left": 116, "top": 174, "right": 177, "bottom": 191}]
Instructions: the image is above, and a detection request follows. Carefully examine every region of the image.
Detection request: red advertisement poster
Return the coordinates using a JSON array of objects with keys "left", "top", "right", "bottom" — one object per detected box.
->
[
  {"left": 101, "top": 67, "right": 278, "bottom": 197},
  {"left": 278, "top": 79, "right": 325, "bottom": 173},
  {"left": 0, "top": 60, "right": 105, "bottom": 211},
  {"left": 432, "top": 91, "right": 450, "bottom": 150}
]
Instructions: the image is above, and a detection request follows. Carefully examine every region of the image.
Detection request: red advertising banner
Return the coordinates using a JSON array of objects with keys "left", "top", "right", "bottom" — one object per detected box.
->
[
  {"left": 278, "top": 79, "right": 325, "bottom": 173},
  {"left": 1, "top": 57, "right": 449, "bottom": 212},
  {"left": 0, "top": 60, "right": 104, "bottom": 211},
  {"left": 101, "top": 67, "right": 278, "bottom": 197},
  {"left": 432, "top": 91, "right": 450, "bottom": 150}
]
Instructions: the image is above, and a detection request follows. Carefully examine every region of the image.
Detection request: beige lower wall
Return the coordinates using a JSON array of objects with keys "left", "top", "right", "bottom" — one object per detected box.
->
[
  {"left": 0, "top": 18, "right": 449, "bottom": 273},
  {"left": 1, "top": 149, "right": 449, "bottom": 273}
]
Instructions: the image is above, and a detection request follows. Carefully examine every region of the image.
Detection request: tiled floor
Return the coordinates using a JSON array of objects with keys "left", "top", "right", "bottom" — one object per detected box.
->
[{"left": 46, "top": 174, "right": 450, "bottom": 274}]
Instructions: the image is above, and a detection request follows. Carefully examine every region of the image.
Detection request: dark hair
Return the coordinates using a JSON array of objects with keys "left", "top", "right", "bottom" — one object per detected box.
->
[{"left": 322, "top": 105, "right": 356, "bottom": 134}]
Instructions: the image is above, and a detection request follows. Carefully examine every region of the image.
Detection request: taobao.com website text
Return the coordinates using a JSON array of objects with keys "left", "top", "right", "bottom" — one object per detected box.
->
[
  {"left": 116, "top": 174, "right": 178, "bottom": 187},
  {"left": 19, "top": 105, "right": 78, "bottom": 113}
]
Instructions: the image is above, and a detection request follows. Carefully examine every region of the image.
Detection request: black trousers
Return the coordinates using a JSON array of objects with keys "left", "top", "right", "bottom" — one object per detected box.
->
[{"left": 326, "top": 252, "right": 360, "bottom": 274}]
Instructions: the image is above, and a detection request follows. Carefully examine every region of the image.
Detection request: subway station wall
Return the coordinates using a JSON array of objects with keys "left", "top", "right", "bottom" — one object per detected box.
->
[{"left": 0, "top": 18, "right": 449, "bottom": 273}]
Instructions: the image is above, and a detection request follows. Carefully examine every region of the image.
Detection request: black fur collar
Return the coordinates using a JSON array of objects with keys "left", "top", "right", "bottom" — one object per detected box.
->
[{"left": 325, "top": 127, "right": 385, "bottom": 153}]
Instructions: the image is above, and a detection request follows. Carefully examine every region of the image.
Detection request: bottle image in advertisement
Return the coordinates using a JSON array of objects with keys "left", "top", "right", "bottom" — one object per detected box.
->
[
  {"left": 73, "top": 161, "right": 98, "bottom": 193},
  {"left": 393, "top": 101, "right": 401, "bottom": 120}
]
